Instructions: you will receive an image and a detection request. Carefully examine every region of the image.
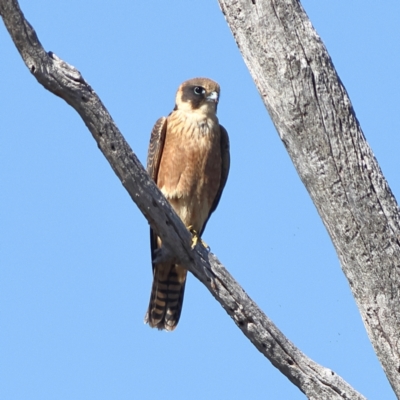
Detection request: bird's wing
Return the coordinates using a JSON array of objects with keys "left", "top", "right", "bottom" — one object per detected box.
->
[
  {"left": 146, "top": 117, "right": 167, "bottom": 268},
  {"left": 147, "top": 116, "right": 167, "bottom": 181},
  {"left": 200, "top": 124, "right": 230, "bottom": 236}
]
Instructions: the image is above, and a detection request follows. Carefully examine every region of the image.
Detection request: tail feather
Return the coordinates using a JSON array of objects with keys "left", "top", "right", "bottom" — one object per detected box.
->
[{"left": 145, "top": 265, "right": 187, "bottom": 331}]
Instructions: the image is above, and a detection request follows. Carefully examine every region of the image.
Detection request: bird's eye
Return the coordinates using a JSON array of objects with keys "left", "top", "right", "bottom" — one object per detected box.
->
[{"left": 193, "top": 86, "right": 205, "bottom": 95}]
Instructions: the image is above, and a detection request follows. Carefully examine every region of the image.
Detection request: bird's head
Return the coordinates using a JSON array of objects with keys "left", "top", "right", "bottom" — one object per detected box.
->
[{"left": 175, "top": 77, "right": 220, "bottom": 115}]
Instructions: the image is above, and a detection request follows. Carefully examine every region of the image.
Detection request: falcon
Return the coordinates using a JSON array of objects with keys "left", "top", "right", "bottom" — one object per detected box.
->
[{"left": 145, "top": 77, "right": 230, "bottom": 331}]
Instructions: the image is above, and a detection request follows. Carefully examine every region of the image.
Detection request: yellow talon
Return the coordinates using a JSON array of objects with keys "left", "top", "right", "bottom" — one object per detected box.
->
[
  {"left": 191, "top": 235, "right": 199, "bottom": 249},
  {"left": 188, "top": 226, "right": 208, "bottom": 249}
]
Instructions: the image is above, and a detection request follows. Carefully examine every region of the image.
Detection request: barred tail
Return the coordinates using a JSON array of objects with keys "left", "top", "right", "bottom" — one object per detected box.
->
[{"left": 145, "top": 264, "right": 187, "bottom": 331}]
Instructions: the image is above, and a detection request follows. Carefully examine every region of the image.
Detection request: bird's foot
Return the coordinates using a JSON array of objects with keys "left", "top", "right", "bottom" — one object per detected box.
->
[{"left": 188, "top": 226, "right": 209, "bottom": 250}]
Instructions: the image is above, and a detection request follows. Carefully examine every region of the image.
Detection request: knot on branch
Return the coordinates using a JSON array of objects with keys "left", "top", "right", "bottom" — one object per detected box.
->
[{"left": 48, "top": 51, "right": 87, "bottom": 85}]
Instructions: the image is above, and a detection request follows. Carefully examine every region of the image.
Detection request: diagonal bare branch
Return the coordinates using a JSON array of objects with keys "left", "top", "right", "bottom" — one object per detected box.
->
[{"left": 1, "top": 0, "right": 367, "bottom": 398}]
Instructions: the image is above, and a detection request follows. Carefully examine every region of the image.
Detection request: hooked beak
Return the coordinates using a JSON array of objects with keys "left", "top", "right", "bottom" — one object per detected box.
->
[{"left": 206, "top": 91, "right": 219, "bottom": 103}]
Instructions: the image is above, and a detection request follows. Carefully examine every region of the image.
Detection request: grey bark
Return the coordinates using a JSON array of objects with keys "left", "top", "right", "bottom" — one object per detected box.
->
[
  {"left": 0, "top": 0, "right": 391, "bottom": 398},
  {"left": 217, "top": 0, "right": 400, "bottom": 396}
]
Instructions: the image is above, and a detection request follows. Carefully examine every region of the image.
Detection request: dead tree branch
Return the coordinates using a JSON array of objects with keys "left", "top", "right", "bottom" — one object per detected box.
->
[{"left": 218, "top": 0, "right": 400, "bottom": 395}]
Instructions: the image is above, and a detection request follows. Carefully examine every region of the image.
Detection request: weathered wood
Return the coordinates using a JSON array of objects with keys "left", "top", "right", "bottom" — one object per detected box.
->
[
  {"left": 1, "top": 0, "right": 369, "bottom": 398},
  {"left": 218, "top": 0, "right": 400, "bottom": 396}
]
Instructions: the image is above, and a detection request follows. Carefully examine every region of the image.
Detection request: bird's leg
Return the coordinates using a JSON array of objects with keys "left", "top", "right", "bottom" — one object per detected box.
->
[{"left": 187, "top": 225, "right": 209, "bottom": 250}]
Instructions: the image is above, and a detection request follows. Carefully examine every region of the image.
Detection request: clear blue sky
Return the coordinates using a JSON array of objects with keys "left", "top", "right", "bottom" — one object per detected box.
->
[{"left": 1, "top": 1, "right": 399, "bottom": 399}]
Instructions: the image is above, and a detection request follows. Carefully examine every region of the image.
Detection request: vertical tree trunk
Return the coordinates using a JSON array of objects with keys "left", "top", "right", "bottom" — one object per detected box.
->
[{"left": 218, "top": 0, "right": 400, "bottom": 394}]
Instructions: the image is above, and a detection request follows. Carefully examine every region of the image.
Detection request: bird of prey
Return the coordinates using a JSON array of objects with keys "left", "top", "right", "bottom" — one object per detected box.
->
[{"left": 145, "top": 77, "right": 230, "bottom": 331}]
